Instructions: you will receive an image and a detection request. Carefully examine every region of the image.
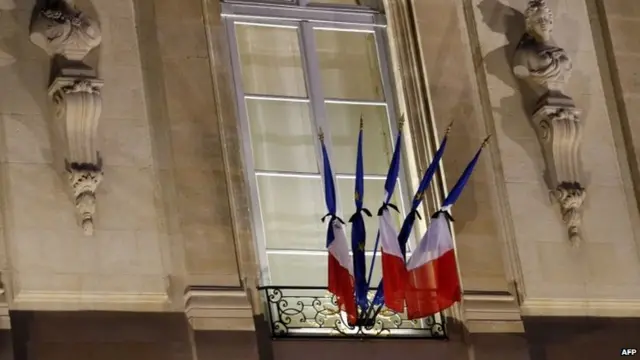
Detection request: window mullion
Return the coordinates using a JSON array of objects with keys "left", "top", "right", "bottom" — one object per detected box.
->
[
  {"left": 299, "top": 21, "right": 344, "bottom": 214},
  {"left": 374, "top": 27, "right": 416, "bottom": 251},
  {"left": 225, "top": 19, "right": 273, "bottom": 285},
  {"left": 370, "top": 26, "right": 409, "bottom": 240}
]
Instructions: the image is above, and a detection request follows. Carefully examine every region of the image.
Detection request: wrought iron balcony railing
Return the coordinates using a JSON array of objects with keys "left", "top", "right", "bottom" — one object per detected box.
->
[{"left": 258, "top": 286, "right": 447, "bottom": 339}]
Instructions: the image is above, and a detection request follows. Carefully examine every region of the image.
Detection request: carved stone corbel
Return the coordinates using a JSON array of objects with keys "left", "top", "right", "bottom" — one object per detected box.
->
[
  {"left": 49, "top": 78, "right": 104, "bottom": 235},
  {"left": 29, "top": 0, "right": 104, "bottom": 235},
  {"left": 535, "top": 106, "right": 585, "bottom": 244},
  {"left": 513, "top": 0, "right": 585, "bottom": 245}
]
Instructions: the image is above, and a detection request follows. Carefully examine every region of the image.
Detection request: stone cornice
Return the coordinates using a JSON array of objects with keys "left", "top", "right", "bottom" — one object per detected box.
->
[
  {"left": 11, "top": 291, "right": 169, "bottom": 312},
  {"left": 462, "top": 290, "right": 524, "bottom": 333},
  {"left": 0, "top": 287, "right": 9, "bottom": 329},
  {"left": 521, "top": 298, "right": 640, "bottom": 317},
  {"left": 184, "top": 286, "right": 255, "bottom": 331}
]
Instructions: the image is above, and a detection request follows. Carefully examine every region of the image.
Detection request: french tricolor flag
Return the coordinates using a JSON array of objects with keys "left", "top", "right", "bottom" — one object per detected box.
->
[
  {"left": 404, "top": 136, "right": 490, "bottom": 320},
  {"left": 404, "top": 208, "right": 460, "bottom": 320},
  {"left": 318, "top": 129, "right": 357, "bottom": 325},
  {"left": 327, "top": 219, "right": 357, "bottom": 325},
  {"left": 377, "top": 121, "right": 451, "bottom": 311},
  {"left": 379, "top": 206, "right": 406, "bottom": 313}
]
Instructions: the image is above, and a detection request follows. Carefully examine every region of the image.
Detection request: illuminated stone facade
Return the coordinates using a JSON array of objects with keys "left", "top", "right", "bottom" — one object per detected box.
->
[{"left": 0, "top": 0, "right": 638, "bottom": 359}]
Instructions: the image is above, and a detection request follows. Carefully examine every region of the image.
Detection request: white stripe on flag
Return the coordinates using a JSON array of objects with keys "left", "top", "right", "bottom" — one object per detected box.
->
[
  {"left": 406, "top": 212, "right": 453, "bottom": 271},
  {"left": 328, "top": 220, "right": 354, "bottom": 275},
  {"left": 379, "top": 208, "right": 403, "bottom": 258}
]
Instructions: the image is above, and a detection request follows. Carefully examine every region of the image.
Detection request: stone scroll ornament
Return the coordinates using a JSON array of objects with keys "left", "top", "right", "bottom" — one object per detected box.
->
[
  {"left": 29, "top": 0, "right": 104, "bottom": 235},
  {"left": 513, "top": 0, "right": 585, "bottom": 245}
]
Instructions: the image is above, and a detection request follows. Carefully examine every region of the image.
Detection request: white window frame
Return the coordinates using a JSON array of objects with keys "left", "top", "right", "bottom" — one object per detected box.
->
[{"left": 222, "top": 0, "right": 416, "bottom": 286}]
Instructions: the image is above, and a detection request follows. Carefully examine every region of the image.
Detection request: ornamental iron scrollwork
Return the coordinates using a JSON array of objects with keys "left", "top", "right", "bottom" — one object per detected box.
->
[{"left": 259, "top": 286, "right": 446, "bottom": 339}]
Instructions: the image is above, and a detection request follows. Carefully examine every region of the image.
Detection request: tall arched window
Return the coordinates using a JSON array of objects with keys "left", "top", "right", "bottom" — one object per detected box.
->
[{"left": 223, "top": 0, "right": 416, "bottom": 288}]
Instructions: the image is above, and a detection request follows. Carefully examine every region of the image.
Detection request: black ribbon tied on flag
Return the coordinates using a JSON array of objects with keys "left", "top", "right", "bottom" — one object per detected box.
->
[
  {"left": 348, "top": 207, "right": 372, "bottom": 222},
  {"left": 322, "top": 213, "right": 345, "bottom": 225},
  {"left": 348, "top": 207, "right": 372, "bottom": 250},
  {"left": 432, "top": 210, "right": 455, "bottom": 222},
  {"left": 377, "top": 202, "right": 399, "bottom": 216}
]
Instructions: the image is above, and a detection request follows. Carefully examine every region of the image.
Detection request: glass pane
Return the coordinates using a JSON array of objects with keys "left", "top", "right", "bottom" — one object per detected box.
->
[
  {"left": 236, "top": 24, "right": 307, "bottom": 97},
  {"left": 366, "top": 254, "right": 383, "bottom": 286},
  {"left": 247, "top": 99, "right": 318, "bottom": 173},
  {"left": 258, "top": 176, "right": 326, "bottom": 251},
  {"left": 337, "top": 178, "right": 404, "bottom": 251},
  {"left": 315, "top": 29, "right": 383, "bottom": 101},
  {"left": 269, "top": 253, "right": 326, "bottom": 286},
  {"left": 327, "top": 103, "right": 392, "bottom": 175},
  {"left": 268, "top": 253, "right": 382, "bottom": 286}
]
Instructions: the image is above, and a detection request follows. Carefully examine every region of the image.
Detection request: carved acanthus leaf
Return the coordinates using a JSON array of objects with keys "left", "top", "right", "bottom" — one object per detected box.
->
[
  {"left": 66, "top": 160, "right": 103, "bottom": 236},
  {"left": 61, "top": 79, "right": 101, "bottom": 94},
  {"left": 551, "top": 182, "right": 586, "bottom": 246}
]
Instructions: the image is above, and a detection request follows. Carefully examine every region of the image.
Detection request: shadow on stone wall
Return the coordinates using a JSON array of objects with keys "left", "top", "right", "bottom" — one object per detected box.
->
[
  {"left": 0, "top": 0, "right": 49, "bottom": 120},
  {"left": 0, "top": 0, "right": 16, "bottom": 67},
  {"left": 477, "top": 0, "right": 544, "bottom": 187},
  {"left": 477, "top": 0, "right": 590, "bottom": 187}
]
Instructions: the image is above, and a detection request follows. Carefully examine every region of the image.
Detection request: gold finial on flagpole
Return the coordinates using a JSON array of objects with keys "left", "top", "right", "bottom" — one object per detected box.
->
[
  {"left": 481, "top": 134, "right": 492, "bottom": 147},
  {"left": 318, "top": 128, "right": 325, "bottom": 142},
  {"left": 445, "top": 119, "right": 455, "bottom": 135},
  {"left": 397, "top": 114, "right": 405, "bottom": 131},
  {"left": 359, "top": 115, "right": 364, "bottom": 131}
]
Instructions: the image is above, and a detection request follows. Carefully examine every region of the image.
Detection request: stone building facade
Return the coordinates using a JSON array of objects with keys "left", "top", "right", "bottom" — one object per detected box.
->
[{"left": 0, "top": 0, "right": 638, "bottom": 359}]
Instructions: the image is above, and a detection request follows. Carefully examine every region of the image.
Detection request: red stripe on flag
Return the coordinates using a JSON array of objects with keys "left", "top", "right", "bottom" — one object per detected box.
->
[
  {"left": 381, "top": 251, "right": 407, "bottom": 313},
  {"left": 405, "top": 249, "right": 461, "bottom": 320},
  {"left": 328, "top": 254, "right": 357, "bottom": 325}
]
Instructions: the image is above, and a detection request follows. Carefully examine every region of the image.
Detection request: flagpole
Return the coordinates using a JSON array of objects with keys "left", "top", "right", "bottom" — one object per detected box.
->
[
  {"left": 364, "top": 121, "right": 454, "bottom": 324},
  {"left": 361, "top": 116, "right": 405, "bottom": 322},
  {"left": 366, "top": 115, "right": 405, "bottom": 286},
  {"left": 366, "top": 231, "right": 381, "bottom": 287},
  {"left": 366, "top": 120, "right": 453, "bottom": 292},
  {"left": 446, "top": 134, "right": 491, "bottom": 327},
  {"left": 318, "top": 127, "right": 359, "bottom": 326},
  {"left": 363, "top": 120, "right": 454, "bottom": 323},
  {"left": 398, "top": 135, "right": 490, "bottom": 321},
  {"left": 349, "top": 115, "right": 372, "bottom": 323}
]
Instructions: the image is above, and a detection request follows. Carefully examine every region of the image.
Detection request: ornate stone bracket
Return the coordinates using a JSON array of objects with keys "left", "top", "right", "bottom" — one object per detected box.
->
[
  {"left": 30, "top": 0, "right": 103, "bottom": 235},
  {"left": 535, "top": 105, "right": 586, "bottom": 244},
  {"left": 513, "top": 0, "right": 585, "bottom": 245}
]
